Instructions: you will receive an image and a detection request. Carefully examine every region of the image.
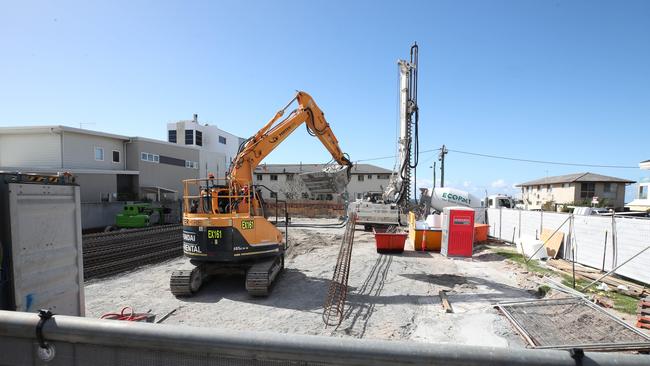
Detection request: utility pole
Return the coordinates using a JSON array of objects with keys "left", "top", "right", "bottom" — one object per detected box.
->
[
  {"left": 438, "top": 145, "right": 448, "bottom": 188},
  {"left": 430, "top": 162, "right": 436, "bottom": 189}
]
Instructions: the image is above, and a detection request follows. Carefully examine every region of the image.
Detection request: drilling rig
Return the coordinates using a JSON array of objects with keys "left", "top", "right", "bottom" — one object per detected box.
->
[{"left": 350, "top": 42, "right": 420, "bottom": 229}]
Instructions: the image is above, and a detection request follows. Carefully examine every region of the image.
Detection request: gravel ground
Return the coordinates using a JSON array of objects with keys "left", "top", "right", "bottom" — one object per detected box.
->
[{"left": 85, "top": 219, "right": 543, "bottom": 348}]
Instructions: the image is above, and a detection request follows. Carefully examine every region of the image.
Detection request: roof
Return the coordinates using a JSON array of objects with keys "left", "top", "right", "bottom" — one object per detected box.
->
[
  {"left": 640, "top": 160, "right": 650, "bottom": 170},
  {"left": 0, "top": 125, "right": 131, "bottom": 141},
  {"left": 516, "top": 172, "right": 635, "bottom": 187},
  {"left": 254, "top": 163, "right": 393, "bottom": 175}
]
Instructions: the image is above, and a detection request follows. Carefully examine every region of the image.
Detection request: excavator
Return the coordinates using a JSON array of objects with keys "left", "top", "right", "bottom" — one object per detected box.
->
[{"left": 170, "top": 91, "right": 353, "bottom": 297}]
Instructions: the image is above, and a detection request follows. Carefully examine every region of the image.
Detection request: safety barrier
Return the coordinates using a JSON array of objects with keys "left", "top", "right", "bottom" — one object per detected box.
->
[
  {"left": 1, "top": 310, "right": 649, "bottom": 365},
  {"left": 486, "top": 208, "right": 650, "bottom": 285}
]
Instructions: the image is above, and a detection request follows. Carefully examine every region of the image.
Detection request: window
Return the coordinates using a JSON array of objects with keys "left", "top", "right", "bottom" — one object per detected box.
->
[
  {"left": 286, "top": 174, "right": 294, "bottom": 181},
  {"left": 94, "top": 147, "right": 104, "bottom": 161},
  {"left": 356, "top": 193, "right": 363, "bottom": 199},
  {"left": 604, "top": 183, "right": 617, "bottom": 193},
  {"left": 378, "top": 174, "right": 389, "bottom": 179},
  {"left": 640, "top": 186, "right": 648, "bottom": 200},
  {"left": 112, "top": 150, "right": 120, "bottom": 163},
  {"left": 357, "top": 175, "right": 364, "bottom": 182},
  {"left": 185, "top": 130, "right": 194, "bottom": 145},
  {"left": 168, "top": 130, "right": 177, "bottom": 143},
  {"left": 185, "top": 160, "right": 198, "bottom": 169},
  {"left": 270, "top": 174, "right": 278, "bottom": 181},
  {"left": 270, "top": 192, "right": 277, "bottom": 198},
  {"left": 367, "top": 174, "right": 372, "bottom": 179},
  {"left": 563, "top": 183, "right": 570, "bottom": 188},
  {"left": 256, "top": 174, "right": 263, "bottom": 181},
  {"left": 218, "top": 136, "right": 227, "bottom": 144},
  {"left": 195, "top": 131, "right": 203, "bottom": 146},
  {"left": 141, "top": 152, "right": 159, "bottom": 163},
  {"left": 580, "top": 182, "right": 596, "bottom": 199},
  {"left": 302, "top": 192, "right": 310, "bottom": 199},
  {"left": 547, "top": 184, "right": 552, "bottom": 193}
]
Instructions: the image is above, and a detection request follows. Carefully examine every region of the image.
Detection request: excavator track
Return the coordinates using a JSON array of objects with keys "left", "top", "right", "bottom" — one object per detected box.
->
[
  {"left": 170, "top": 266, "right": 203, "bottom": 297},
  {"left": 245, "top": 255, "right": 284, "bottom": 297}
]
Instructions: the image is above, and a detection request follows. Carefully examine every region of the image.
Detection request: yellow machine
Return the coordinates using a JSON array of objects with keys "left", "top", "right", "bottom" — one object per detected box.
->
[{"left": 171, "top": 91, "right": 352, "bottom": 297}]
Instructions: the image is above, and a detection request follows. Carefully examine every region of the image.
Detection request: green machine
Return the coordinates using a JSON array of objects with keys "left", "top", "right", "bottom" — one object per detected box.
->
[{"left": 115, "top": 203, "right": 171, "bottom": 228}]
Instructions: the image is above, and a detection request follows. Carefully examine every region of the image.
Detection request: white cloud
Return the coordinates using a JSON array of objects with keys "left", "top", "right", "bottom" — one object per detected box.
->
[
  {"left": 491, "top": 179, "right": 507, "bottom": 189},
  {"left": 463, "top": 180, "right": 472, "bottom": 188}
]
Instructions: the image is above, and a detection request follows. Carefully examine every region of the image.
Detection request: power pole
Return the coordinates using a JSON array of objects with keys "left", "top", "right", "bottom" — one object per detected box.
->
[
  {"left": 430, "top": 162, "right": 436, "bottom": 189},
  {"left": 438, "top": 145, "right": 448, "bottom": 187}
]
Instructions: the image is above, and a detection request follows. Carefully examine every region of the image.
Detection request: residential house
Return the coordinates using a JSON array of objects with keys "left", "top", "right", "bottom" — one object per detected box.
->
[
  {"left": 625, "top": 160, "right": 650, "bottom": 212},
  {"left": 516, "top": 172, "right": 635, "bottom": 210}
]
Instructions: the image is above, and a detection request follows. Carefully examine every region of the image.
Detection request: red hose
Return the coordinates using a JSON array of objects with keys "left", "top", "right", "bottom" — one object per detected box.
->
[{"left": 100, "top": 306, "right": 150, "bottom": 322}]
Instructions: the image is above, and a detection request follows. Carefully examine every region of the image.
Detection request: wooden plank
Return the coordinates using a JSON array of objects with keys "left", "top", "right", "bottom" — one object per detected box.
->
[
  {"left": 541, "top": 228, "right": 564, "bottom": 259},
  {"left": 439, "top": 290, "right": 453, "bottom": 313}
]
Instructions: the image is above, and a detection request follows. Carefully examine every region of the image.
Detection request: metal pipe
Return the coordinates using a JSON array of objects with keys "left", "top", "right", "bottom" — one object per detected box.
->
[
  {"left": 1, "top": 311, "right": 649, "bottom": 366},
  {"left": 581, "top": 246, "right": 650, "bottom": 292}
]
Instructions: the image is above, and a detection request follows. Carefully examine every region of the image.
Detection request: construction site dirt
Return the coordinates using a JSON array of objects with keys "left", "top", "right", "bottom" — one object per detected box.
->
[{"left": 84, "top": 218, "right": 644, "bottom": 348}]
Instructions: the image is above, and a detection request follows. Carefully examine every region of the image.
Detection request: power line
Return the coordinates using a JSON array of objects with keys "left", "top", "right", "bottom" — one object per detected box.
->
[
  {"left": 355, "top": 148, "right": 440, "bottom": 163},
  {"left": 354, "top": 147, "right": 638, "bottom": 169},
  {"left": 447, "top": 149, "right": 638, "bottom": 169}
]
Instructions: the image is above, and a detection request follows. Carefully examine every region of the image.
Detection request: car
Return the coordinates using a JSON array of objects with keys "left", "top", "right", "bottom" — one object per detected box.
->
[{"left": 591, "top": 208, "right": 612, "bottom": 215}]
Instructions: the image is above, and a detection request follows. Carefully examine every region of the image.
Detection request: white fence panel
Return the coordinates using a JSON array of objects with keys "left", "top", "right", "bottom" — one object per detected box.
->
[
  {"left": 613, "top": 217, "right": 650, "bottom": 284},
  {"left": 520, "top": 210, "right": 541, "bottom": 239},
  {"left": 498, "top": 209, "right": 519, "bottom": 242},
  {"left": 572, "top": 215, "right": 612, "bottom": 270},
  {"left": 540, "top": 212, "right": 572, "bottom": 259}
]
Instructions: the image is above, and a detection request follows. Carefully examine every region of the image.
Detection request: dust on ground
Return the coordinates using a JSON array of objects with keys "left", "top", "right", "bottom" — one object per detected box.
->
[{"left": 85, "top": 218, "right": 552, "bottom": 348}]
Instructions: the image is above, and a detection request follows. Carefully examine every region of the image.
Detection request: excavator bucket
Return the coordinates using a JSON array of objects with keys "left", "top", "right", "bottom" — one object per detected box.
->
[{"left": 300, "top": 165, "right": 350, "bottom": 194}]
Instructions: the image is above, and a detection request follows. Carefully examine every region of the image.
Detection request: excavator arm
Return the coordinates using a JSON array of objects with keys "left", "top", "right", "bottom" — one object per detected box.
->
[{"left": 229, "top": 91, "right": 353, "bottom": 187}]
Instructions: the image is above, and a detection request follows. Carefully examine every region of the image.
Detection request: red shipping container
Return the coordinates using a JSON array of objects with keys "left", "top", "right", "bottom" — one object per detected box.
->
[{"left": 441, "top": 207, "right": 475, "bottom": 257}]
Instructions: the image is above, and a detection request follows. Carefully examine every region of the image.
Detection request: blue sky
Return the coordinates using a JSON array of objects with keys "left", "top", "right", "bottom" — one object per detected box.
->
[{"left": 1, "top": 1, "right": 648, "bottom": 200}]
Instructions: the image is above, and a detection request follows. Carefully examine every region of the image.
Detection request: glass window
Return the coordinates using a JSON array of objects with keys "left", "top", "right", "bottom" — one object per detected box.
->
[
  {"left": 640, "top": 185, "right": 648, "bottom": 200},
  {"left": 256, "top": 174, "right": 263, "bottom": 180},
  {"left": 563, "top": 183, "right": 570, "bottom": 188},
  {"left": 168, "top": 130, "right": 177, "bottom": 143},
  {"left": 112, "top": 150, "right": 120, "bottom": 163},
  {"left": 185, "top": 130, "right": 194, "bottom": 145},
  {"left": 219, "top": 136, "right": 227, "bottom": 144},
  {"left": 604, "top": 183, "right": 617, "bottom": 193},
  {"left": 141, "top": 152, "right": 147, "bottom": 161},
  {"left": 195, "top": 131, "right": 202, "bottom": 146},
  {"left": 367, "top": 174, "right": 372, "bottom": 179},
  {"left": 286, "top": 174, "right": 294, "bottom": 181},
  {"left": 580, "top": 182, "right": 596, "bottom": 199},
  {"left": 357, "top": 175, "right": 364, "bottom": 182},
  {"left": 94, "top": 147, "right": 104, "bottom": 161},
  {"left": 270, "top": 174, "right": 278, "bottom": 181}
]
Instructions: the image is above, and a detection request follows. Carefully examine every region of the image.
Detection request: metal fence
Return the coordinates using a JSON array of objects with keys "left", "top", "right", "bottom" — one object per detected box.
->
[
  {"left": 1, "top": 310, "right": 649, "bottom": 366},
  {"left": 487, "top": 208, "right": 650, "bottom": 284}
]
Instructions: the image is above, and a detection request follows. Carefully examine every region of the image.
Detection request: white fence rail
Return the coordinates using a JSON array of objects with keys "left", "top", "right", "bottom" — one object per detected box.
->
[{"left": 486, "top": 209, "right": 650, "bottom": 285}]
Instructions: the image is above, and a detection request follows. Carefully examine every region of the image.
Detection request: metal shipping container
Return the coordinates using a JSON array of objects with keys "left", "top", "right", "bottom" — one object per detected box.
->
[{"left": 0, "top": 173, "right": 84, "bottom": 316}]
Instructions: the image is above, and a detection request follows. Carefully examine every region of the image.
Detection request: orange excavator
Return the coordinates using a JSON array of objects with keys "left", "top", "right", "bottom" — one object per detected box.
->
[{"left": 170, "top": 91, "right": 353, "bottom": 297}]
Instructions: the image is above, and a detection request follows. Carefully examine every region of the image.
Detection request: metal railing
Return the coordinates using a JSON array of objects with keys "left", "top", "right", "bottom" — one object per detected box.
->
[{"left": 1, "top": 310, "right": 649, "bottom": 365}]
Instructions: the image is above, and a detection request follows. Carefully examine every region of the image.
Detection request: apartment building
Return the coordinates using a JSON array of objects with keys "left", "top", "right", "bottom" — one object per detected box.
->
[
  {"left": 166, "top": 115, "right": 245, "bottom": 178},
  {"left": 516, "top": 172, "right": 634, "bottom": 210},
  {"left": 252, "top": 163, "right": 393, "bottom": 201},
  {"left": 625, "top": 160, "right": 650, "bottom": 211}
]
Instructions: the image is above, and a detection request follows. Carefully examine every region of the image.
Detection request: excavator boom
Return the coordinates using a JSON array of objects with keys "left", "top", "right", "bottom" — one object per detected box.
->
[{"left": 229, "top": 91, "right": 352, "bottom": 187}]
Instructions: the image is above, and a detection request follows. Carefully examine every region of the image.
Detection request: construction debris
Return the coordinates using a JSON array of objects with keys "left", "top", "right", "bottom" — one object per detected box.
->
[
  {"left": 638, "top": 296, "right": 650, "bottom": 330},
  {"left": 439, "top": 290, "right": 454, "bottom": 313},
  {"left": 496, "top": 297, "right": 650, "bottom": 352},
  {"left": 547, "top": 259, "right": 647, "bottom": 297}
]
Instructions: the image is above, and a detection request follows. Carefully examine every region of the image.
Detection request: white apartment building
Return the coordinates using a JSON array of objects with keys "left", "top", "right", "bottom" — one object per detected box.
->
[
  {"left": 166, "top": 114, "right": 245, "bottom": 179},
  {"left": 625, "top": 160, "right": 650, "bottom": 211}
]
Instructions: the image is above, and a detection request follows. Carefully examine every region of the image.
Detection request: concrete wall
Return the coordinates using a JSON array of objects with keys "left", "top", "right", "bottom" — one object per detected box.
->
[
  {"left": 80, "top": 202, "right": 124, "bottom": 229},
  {"left": 75, "top": 173, "right": 118, "bottom": 203},
  {"left": 127, "top": 139, "right": 200, "bottom": 196},
  {"left": 62, "top": 131, "right": 126, "bottom": 170},
  {"left": 0, "top": 133, "right": 62, "bottom": 168}
]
